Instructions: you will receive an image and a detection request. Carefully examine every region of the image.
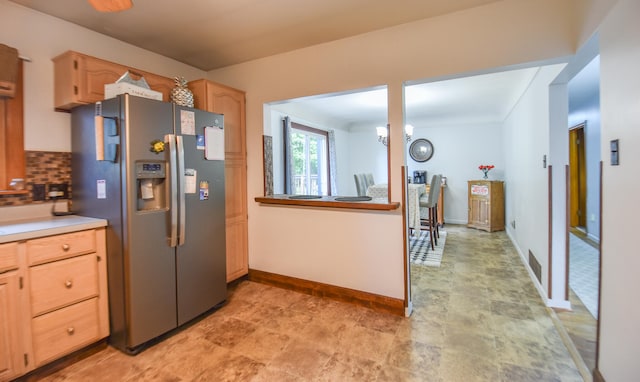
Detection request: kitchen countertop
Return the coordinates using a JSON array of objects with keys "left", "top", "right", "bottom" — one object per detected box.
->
[{"left": 0, "top": 215, "right": 108, "bottom": 243}]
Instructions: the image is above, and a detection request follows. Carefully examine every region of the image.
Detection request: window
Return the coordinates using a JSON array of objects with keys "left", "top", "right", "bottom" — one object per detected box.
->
[{"left": 289, "top": 122, "right": 331, "bottom": 195}]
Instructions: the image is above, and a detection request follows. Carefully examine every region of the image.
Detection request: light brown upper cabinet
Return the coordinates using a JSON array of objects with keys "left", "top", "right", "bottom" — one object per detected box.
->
[
  {"left": 52, "top": 51, "right": 175, "bottom": 111},
  {"left": 0, "top": 61, "right": 25, "bottom": 193},
  {"left": 189, "top": 79, "right": 248, "bottom": 282}
]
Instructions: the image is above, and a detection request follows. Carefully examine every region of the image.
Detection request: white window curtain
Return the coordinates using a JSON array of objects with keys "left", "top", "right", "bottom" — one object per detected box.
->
[
  {"left": 283, "top": 116, "right": 294, "bottom": 194},
  {"left": 328, "top": 129, "right": 338, "bottom": 195}
]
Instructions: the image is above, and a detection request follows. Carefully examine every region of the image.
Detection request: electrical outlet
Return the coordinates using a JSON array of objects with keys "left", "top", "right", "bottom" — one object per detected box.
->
[
  {"left": 48, "top": 183, "right": 69, "bottom": 199},
  {"left": 32, "top": 184, "right": 46, "bottom": 201}
]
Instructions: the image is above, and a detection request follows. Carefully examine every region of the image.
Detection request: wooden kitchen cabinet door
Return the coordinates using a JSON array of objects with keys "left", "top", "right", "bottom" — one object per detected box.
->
[
  {"left": 189, "top": 79, "right": 248, "bottom": 282},
  {"left": 53, "top": 51, "right": 175, "bottom": 111},
  {"left": 0, "top": 270, "right": 25, "bottom": 381}
]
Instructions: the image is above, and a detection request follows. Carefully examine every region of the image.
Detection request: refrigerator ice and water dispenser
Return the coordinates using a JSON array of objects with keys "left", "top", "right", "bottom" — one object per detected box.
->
[{"left": 136, "top": 161, "right": 167, "bottom": 211}]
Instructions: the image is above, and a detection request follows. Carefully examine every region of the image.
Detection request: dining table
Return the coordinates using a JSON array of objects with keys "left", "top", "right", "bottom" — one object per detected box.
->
[{"left": 366, "top": 183, "right": 427, "bottom": 235}]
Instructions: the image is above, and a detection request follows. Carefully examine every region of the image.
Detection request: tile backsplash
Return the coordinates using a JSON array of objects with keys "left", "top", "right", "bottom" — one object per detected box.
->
[{"left": 0, "top": 151, "right": 71, "bottom": 207}]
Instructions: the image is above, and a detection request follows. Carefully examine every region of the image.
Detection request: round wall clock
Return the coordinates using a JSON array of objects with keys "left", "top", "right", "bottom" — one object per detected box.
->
[{"left": 409, "top": 138, "right": 434, "bottom": 162}]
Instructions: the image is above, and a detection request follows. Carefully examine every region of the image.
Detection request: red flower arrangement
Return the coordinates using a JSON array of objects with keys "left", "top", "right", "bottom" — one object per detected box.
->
[{"left": 479, "top": 165, "right": 495, "bottom": 179}]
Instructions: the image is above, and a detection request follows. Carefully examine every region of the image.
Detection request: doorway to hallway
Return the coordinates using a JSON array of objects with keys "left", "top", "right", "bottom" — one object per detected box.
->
[{"left": 569, "top": 123, "right": 587, "bottom": 232}]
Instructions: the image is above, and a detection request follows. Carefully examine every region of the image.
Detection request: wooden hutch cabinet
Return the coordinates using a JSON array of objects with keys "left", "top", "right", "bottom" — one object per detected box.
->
[
  {"left": 467, "top": 180, "right": 504, "bottom": 232},
  {"left": 189, "top": 79, "right": 248, "bottom": 282}
]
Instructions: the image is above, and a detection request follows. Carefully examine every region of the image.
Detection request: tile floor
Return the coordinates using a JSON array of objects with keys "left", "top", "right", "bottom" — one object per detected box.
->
[
  {"left": 37, "top": 225, "right": 583, "bottom": 381},
  {"left": 568, "top": 233, "right": 599, "bottom": 319},
  {"left": 554, "top": 230, "right": 599, "bottom": 376}
]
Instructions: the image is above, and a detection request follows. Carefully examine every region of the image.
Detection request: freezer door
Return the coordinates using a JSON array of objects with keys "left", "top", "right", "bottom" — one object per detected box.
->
[
  {"left": 174, "top": 106, "right": 227, "bottom": 325},
  {"left": 122, "top": 95, "right": 178, "bottom": 349}
]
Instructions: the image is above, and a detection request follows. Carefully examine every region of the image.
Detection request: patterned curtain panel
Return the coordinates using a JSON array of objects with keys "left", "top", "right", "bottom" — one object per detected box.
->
[
  {"left": 283, "top": 116, "right": 294, "bottom": 194},
  {"left": 328, "top": 130, "right": 338, "bottom": 195},
  {"left": 263, "top": 135, "right": 274, "bottom": 196}
]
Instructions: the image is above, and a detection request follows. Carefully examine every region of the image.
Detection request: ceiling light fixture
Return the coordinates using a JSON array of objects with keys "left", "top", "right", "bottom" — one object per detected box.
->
[
  {"left": 88, "top": 0, "right": 133, "bottom": 12},
  {"left": 376, "top": 124, "right": 414, "bottom": 146},
  {"left": 405, "top": 124, "right": 414, "bottom": 142},
  {"left": 376, "top": 126, "right": 388, "bottom": 146}
]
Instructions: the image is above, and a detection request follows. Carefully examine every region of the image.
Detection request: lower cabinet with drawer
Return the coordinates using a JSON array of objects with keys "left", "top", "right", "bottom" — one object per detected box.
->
[
  {"left": 0, "top": 242, "right": 27, "bottom": 382},
  {"left": 0, "top": 227, "right": 109, "bottom": 381}
]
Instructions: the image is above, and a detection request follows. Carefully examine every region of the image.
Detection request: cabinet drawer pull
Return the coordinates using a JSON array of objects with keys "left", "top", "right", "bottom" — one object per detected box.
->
[
  {"left": 67, "top": 327, "right": 75, "bottom": 335},
  {"left": 65, "top": 280, "right": 73, "bottom": 288},
  {"left": 62, "top": 244, "right": 71, "bottom": 251}
]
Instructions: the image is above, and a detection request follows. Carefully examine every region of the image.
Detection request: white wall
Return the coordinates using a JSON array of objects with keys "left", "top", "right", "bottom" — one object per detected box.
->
[
  {"left": 2, "top": 0, "right": 620, "bottom": 312},
  {"left": 598, "top": 0, "right": 640, "bottom": 379},
  {"left": 0, "top": 1, "right": 205, "bottom": 152},
  {"left": 405, "top": 123, "right": 504, "bottom": 224},
  {"left": 346, "top": 122, "right": 389, "bottom": 194},
  {"left": 207, "top": 0, "right": 592, "bottom": 300},
  {"left": 503, "top": 65, "right": 566, "bottom": 302}
]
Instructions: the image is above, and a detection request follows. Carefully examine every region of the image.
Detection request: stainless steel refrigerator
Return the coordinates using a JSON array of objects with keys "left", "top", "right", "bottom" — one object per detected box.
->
[{"left": 71, "top": 94, "right": 227, "bottom": 354}]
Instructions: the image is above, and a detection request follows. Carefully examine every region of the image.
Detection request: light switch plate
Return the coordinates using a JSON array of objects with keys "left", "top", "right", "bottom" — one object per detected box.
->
[{"left": 611, "top": 139, "right": 619, "bottom": 165}]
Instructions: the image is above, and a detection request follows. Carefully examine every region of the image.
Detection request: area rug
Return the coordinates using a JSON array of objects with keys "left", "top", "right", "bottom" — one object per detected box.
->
[{"left": 410, "top": 229, "right": 447, "bottom": 267}]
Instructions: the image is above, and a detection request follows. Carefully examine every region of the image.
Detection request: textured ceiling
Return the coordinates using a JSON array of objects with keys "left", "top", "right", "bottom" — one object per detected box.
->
[
  {"left": 10, "top": 0, "right": 500, "bottom": 71},
  {"left": 274, "top": 67, "right": 542, "bottom": 127},
  {"left": 10, "top": 1, "right": 596, "bottom": 127}
]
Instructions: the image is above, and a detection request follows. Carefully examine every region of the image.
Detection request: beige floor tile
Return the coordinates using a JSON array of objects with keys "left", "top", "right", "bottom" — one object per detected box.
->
[
  {"left": 232, "top": 327, "right": 292, "bottom": 363},
  {"left": 395, "top": 315, "right": 447, "bottom": 347},
  {"left": 36, "top": 225, "right": 583, "bottom": 382},
  {"left": 439, "top": 349, "right": 502, "bottom": 382},
  {"left": 337, "top": 324, "right": 396, "bottom": 362},
  {"left": 315, "top": 352, "right": 381, "bottom": 382},
  {"left": 267, "top": 338, "right": 332, "bottom": 380},
  {"left": 385, "top": 339, "right": 442, "bottom": 372}
]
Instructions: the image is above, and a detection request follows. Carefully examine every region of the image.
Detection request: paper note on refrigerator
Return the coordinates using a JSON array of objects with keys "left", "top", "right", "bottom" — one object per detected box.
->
[
  {"left": 205, "top": 126, "right": 225, "bottom": 160},
  {"left": 184, "top": 169, "right": 197, "bottom": 194},
  {"left": 180, "top": 110, "right": 195, "bottom": 135},
  {"left": 97, "top": 179, "right": 106, "bottom": 199}
]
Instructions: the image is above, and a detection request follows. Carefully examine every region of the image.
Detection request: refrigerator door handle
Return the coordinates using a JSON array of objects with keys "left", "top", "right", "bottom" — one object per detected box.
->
[
  {"left": 167, "top": 134, "right": 178, "bottom": 247},
  {"left": 177, "top": 135, "right": 186, "bottom": 246}
]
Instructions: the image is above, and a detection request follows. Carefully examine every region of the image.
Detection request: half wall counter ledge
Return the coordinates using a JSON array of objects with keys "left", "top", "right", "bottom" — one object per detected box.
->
[{"left": 255, "top": 194, "right": 400, "bottom": 211}]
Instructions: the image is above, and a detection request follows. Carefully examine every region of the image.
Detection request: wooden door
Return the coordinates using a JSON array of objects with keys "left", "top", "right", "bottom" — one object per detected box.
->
[{"left": 569, "top": 123, "right": 587, "bottom": 228}]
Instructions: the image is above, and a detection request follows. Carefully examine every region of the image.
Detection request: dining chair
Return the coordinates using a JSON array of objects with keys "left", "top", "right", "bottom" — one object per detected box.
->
[
  {"left": 354, "top": 173, "right": 375, "bottom": 196},
  {"left": 354, "top": 174, "right": 367, "bottom": 196},
  {"left": 364, "top": 173, "right": 375, "bottom": 189},
  {"left": 419, "top": 174, "right": 442, "bottom": 250}
]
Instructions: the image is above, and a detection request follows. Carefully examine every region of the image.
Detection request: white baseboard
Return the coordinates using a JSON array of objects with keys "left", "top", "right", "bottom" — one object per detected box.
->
[
  {"left": 505, "top": 228, "right": 570, "bottom": 310},
  {"left": 587, "top": 232, "right": 600, "bottom": 244},
  {"left": 548, "top": 298, "right": 572, "bottom": 310},
  {"left": 441, "top": 218, "right": 467, "bottom": 225},
  {"left": 405, "top": 301, "right": 413, "bottom": 317}
]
